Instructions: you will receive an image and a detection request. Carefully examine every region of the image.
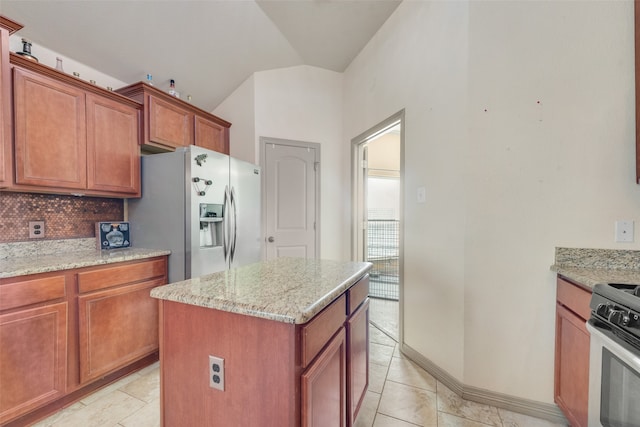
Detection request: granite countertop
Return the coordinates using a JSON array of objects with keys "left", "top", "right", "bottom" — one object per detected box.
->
[
  {"left": 150, "top": 257, "right": 372, "bottom": 324},
  {"left": 551, "top": 247, "right": 640, "bottom": 289},
  {"left": 0, "top": 238, "right": 170, "bottom": 279}
]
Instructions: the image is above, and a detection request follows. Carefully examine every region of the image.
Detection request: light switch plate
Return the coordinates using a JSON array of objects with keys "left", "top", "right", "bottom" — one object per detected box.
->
[{"left": 615, "top": 220, "right": 634, "bottom": 243}]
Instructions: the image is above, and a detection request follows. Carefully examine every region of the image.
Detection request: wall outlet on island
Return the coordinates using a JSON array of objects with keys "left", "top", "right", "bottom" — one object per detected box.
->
[
  {"left": 209, "top": 355, "right": 225, "bottom": 391},
  {"left": 28, "top": 221, "right": 45, "bottom": 239},
  {"left": 615, "top": 220, "right": 634, "bottom": 243}
]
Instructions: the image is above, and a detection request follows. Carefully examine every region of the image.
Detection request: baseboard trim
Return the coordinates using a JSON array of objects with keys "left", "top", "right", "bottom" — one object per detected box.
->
[{"left": 400, "top": 343, "right": 568, "bottom": 425}]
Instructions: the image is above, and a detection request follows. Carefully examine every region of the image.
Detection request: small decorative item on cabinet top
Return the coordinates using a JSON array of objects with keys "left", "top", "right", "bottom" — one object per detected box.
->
[
  {"left": 16, "top": 38, "right": 38, "bottom": 62},
  {"left": 96, "top": 221, "right": 131, "bottom": 250}
]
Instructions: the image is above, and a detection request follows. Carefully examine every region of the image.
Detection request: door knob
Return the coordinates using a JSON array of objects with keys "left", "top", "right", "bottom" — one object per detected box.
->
[{"left": 267, "top": 236, "right": 275, "bottom": 243}]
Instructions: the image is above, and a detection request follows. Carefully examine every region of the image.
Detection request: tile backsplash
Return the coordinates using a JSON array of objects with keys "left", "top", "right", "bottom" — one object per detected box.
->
[{"left": 0, "top": 192, "right": 123, "bottom": 243}]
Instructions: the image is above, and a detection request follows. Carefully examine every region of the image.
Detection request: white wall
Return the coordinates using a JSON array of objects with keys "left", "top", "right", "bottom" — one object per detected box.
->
[
  {"left": 344, "top": 0, "right": 469, "bottom": 382},
  {"left": 213, "top": 75, "right": 256, "bottom": 164},
  {"left": 344, "top": 0, "right": 640, "bottom": 405},
  {"left": 218, "top": 65, "right": 347, "bottom": 260}
]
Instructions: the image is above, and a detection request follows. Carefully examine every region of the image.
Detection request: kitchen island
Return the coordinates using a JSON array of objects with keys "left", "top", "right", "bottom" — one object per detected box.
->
[{"left": 150, "top": 257, "right": 372, "bottom": 427}]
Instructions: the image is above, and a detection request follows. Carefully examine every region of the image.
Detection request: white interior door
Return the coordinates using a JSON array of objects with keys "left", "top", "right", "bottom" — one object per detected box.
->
[{"left": 263, "top": 139, "right": 319, "bottom": 259}]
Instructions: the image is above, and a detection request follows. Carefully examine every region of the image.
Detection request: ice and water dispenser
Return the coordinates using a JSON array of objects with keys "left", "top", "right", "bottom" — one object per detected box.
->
[{"left": 199, "top": 203, "right": 223, "bottom": 247}]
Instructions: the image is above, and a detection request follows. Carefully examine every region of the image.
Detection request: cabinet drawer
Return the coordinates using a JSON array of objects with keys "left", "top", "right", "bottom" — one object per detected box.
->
[
  {"left": 78, "top": 258, "right": 166, "bottom": 293},
  {"left": 0, "top": 274, "right": 66, "bottom": 311},
  {"left": 347, "top": 275, "right": 369, "bottom": 315},
  {"left": 557, "top": 277, "right": 592, "bottom": 320},
  {"left": 301, "top": 294, "right": 346, "bottom": 368}
]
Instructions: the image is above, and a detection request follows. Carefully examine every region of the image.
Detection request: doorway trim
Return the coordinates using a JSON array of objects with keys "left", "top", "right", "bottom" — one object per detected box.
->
[
  {"left": 351, "top": 109, "right": 405, "bottom": 345},
  {"left": 259, "top": 136, "right": 321, "bottom": 260}
]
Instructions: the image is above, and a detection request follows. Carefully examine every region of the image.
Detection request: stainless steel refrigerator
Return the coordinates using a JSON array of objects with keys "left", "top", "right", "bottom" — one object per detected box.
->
[{"left": 128, "top": 145, "right": 261, "bottom": 283}]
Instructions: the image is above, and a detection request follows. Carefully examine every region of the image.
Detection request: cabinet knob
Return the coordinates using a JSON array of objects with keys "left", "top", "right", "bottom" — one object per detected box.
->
[{"left": 267, "top": 236, "right": 275, "bottom": 243}]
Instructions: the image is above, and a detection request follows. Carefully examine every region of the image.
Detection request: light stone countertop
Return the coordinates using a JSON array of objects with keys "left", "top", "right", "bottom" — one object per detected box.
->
[
  {"left": 551, "top": 247, "right": 640, "bottom": 289},
  {"left": 0, "top": 247, "right": 171, "bottom": 279},
  {"left": 150, "top": 257, "right": 372, "bottom": 324}
]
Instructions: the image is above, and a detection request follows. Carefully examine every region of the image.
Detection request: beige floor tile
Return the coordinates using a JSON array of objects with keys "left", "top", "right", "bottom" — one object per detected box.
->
[
  {"left": 119, "top": 369, "right": 160, "bottom": 403},
  {"left": 373, "top": 413, "right": 422, "bottom": 426},
  {"left": 436, "top": 382, "right": 502, "bottom": 427},
  {"left": 370, "top": 341, "right": 395, "bottom": 367},
  {"left": 386, "top": 356, "right": 437, "bottom": 392},
  {"left": 119, "top": 398, "right": 160, "bottom": 427},
  {"left": 369, "top": 361, "right": 389, "bottom": 393},
  {"left": 378, "top": 380, "right": 438, "bottom": 426},
  {"left": 31, "top": 402, "right": 87, "bottom": 427},
  {"left": 498, "top": 408, "right": 568, "bottom": 427},
  {"left": 80, "top": 373, "right": 142, "bottom": 405},
  {"left": 354, "top": 390, "right": 382, "bottom": 427},
  {"left": 369, "top": 298, "right": 399, "bottom": 341},
  {"left": 370, "top": 324, "right": 397, "bottom": 347},
  {"left": 49, "top": 390, "right": 145, "bottom": 427},
  {"left": 438, "top": 411, "right": 497, "bottom": 427}
]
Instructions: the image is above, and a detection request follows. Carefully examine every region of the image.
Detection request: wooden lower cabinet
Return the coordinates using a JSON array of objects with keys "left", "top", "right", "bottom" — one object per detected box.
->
[
  {"left": 347, "top": 298, "right": 369, "bottom": 425},
  {"left": 78, "top": 278, "right": 163, "bottom": 383},
  {"left": 0, "top": 256, "right": 167, "bottom": 425},
  {"left": 302, "top": 327, "right": 347, "bottom": 427},
  {"left": 554, "top": 277, "right": 591, "bottom": 427},
  {"left": 0, "top": 302, "right": 67, "bottom": 424}
]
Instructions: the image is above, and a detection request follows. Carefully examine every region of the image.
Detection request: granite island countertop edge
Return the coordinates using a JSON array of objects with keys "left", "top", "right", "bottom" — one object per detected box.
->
[{"left": 151, "top": 258, "right": 373, "bottom": 324}]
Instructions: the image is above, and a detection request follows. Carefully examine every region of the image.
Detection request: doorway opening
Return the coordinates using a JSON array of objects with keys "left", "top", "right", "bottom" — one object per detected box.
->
[{"left": 352, "top": 111, "right": 404, "bottom": 342}]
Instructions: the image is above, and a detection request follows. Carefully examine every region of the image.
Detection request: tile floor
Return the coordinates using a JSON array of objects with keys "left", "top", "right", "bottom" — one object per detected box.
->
[
  {"left": 369, "top": 297, "right": 399, "bottom": 341},
  {"left": 33, "top": 324, "right": 566, "bottom": 427}
]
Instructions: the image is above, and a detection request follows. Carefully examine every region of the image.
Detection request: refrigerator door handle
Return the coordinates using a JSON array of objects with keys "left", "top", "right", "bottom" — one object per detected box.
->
[
  {"left": 223, "top": 185, "right": 230, "bottom": 261},
  {"left": 229, "top": 186, "right": 238, "bottom": 264}
]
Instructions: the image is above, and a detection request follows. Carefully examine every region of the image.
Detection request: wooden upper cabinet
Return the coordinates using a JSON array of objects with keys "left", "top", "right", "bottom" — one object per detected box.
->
[
  {"left": 13, "top": 66, "right": 87, "bottom": 190},
  {"left": 8, "top": 54, "right": 142, "bottom": 197},
  {"left": 116, "top": 82, "right": 231, "bottom": 154},
  {"left": 86, "top": 94, "right": 140, "bottom": 195},
  {"left": 195, "top": 115, "right": 229, "bottom": 153},
  {"left": 0, "top": 16, "right": 22, "bottom": 188},
  {"left": 148, "top": 94, "right": 193, "bottom": 149}
]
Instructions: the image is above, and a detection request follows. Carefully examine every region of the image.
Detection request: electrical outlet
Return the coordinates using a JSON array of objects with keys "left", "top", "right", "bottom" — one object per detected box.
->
[
  {"left": 209, "top": 355, "right": 225, "bottom": 391},
  {"left": 29, "top": 221, "right": 45, "bottom": 239},
  {"left": 615, "top": 220, "right": 634, "bottom": 243}
]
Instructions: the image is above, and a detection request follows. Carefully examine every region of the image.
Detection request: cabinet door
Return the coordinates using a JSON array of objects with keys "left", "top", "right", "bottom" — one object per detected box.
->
[
  {"left": 195, "top": 115, "right": 229, "bottom": 154},
  {"left": 0, "top": 302, "right": 67, "bottom": 424},
  {"left": 301, "top": 327, "right": 347, "bottom": 427},
  {"left": 347, "top": 299, "right": 369, "bottom": 426},
  {"left": 78, "top": 278, "right": 162, "bottom": 384},
  {"left": 148, "top": 94, "right": 193, "bottom": 149},
  {"left": 0, "top": 25, "right": 11, "bottom": 187},
  {"left": 86, "top": 94, "right": 140, "bottom": 195},
  {"left": 13, "top": 67, "right": 87, "bottom": 189},
  {"left": 554, "top": 303, "right": 589, "bottom": 427}
]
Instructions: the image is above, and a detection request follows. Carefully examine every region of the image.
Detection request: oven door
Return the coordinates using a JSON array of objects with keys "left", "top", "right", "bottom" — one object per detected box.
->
[{"left": 587, "top": 320, "right": 640, "bottom": 427}]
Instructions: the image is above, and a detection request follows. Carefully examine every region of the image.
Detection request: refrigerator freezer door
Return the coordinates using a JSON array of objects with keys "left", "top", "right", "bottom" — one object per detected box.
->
[
  {"left": 129, "top": 150, "right": 188, "bottom": 284},
  {"left": 189, "top": 146, "right": 230, "bottom": 278},
  {"left": 229, "top": 157, "right": 262, "bottom": 268}
]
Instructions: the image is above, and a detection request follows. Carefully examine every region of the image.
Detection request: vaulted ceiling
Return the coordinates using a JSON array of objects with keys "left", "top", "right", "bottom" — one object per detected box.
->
[{"left": 1, "top": 0, "right": 401, "bottom": 111}]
